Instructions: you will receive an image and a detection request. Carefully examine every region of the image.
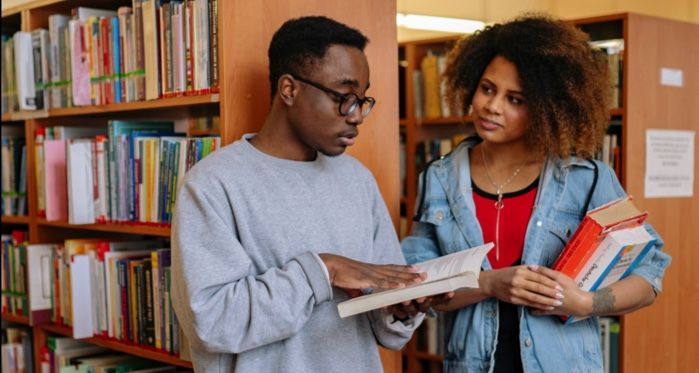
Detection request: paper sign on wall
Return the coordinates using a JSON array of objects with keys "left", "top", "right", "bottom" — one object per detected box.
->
[{"left": 645, "top": 129, "right": 695, "bottom": 198}]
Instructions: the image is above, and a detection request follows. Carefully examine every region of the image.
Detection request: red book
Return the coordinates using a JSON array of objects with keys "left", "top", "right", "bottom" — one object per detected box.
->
[{"left": 553, "top": 196, "right": 648, "bottom": 278}]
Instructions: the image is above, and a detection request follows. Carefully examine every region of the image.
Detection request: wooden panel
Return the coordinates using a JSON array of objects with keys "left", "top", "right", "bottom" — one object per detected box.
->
[
  {"left": 215, "top": 1, "right": 403, "bottom": 371},
  {"left": 217, "top": 0, "right": 400, "bottom": 228},
  {"left": 623, "top": 13, "right": 699, "bottom": 373}
]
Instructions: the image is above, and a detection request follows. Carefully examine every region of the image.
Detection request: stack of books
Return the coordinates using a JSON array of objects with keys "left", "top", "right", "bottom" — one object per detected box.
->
[{"left": 553, "top": 196, "right": 655, "bottom": 323}]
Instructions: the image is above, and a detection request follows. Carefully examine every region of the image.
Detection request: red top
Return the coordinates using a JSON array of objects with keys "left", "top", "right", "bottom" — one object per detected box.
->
[{"left": 473, "top": 178, "right": 538, "bottom": 269}]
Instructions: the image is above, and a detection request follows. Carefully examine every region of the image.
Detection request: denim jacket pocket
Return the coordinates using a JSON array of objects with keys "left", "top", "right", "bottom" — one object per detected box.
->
[
  {"left": 420, "top": 199, "right": 467, "bottom": 255},
  {"left": 543, "top": 210, "right": 582, "bottom": 267}
]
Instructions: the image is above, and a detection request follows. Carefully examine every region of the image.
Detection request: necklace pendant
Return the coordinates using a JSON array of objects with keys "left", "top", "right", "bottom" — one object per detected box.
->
[{"left": 494, "top": 193, "right": 504, "bottom": 210}]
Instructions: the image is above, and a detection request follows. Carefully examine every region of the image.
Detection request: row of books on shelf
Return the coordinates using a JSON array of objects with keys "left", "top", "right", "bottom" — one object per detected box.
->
[
  {"left": 2, "top": 323, "right": 192, "bottom": 373},
  {"left": 1, "top": 0, "right": 219, "bottom": 114},
  {"left": 2, "top": 231, "right": 190, "bottom": 358},
  {"left": 33, "top": 120, "right": 220, "bottom": 225},
  {"left": 411, "top": 51, "right": 463, "bottom": 120},
  {"left": 1, "top": 232, "right": 28, "bottom": 317},
  {"left": 1, "top": 324, "right": 33, "bottom": 373},
  {"left": 1, "top": 129, "right": 27, "bottom": 216},
  {"left": 401, "top": 38, "right": 622, "bottom": 121},
  {"left": 590, "top": 39, "right": 623, "bottom": 110},
  {"left": 594, "top": 132, "right": 621, "bottom": 175}
]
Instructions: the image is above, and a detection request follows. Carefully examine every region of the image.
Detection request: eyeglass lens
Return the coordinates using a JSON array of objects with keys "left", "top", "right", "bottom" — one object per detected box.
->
[{"left": 341, "top": 95, "right": 375, "bottom": 116}]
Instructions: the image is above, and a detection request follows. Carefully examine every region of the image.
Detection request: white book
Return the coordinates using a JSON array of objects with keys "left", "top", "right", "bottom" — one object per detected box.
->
[
  {"left": 337, "top": 243, "right": 493, "bottom": 318},
  {"left": 70, "top": 255, "right": 95, "bottom": 338},
  {"left": 192, "top": 0, "right": 210, "bottom": 90},
  {"left": 13, "top": 32, "right": 37, "bottom": 110},
  {"left": 66, "top": 139, "right": 96, "bottom": 224},
  {"left": 27, "top": 244, "right": 56, "bottom": 324},
  {"left": 575, "top": 225, "right": 654, "bottom": 292}
]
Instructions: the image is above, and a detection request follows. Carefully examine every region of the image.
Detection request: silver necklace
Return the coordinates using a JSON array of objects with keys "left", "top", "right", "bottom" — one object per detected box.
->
[{"left": 480, "top": 145, "right": 527, "bottom": 261}]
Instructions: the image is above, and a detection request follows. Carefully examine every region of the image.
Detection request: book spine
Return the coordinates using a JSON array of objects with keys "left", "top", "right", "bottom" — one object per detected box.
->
[
  {"left": 144, "top": 259, "right": 155, "bottom": 346},
  {"left": 552, "top": 216, "right": 599, "bottom": 276},
  {"left": 208, "top": 0, "right": 218, "bottom": 89},
  {"left": 117, "top": 259, "right": 130, "bottom": 342}
]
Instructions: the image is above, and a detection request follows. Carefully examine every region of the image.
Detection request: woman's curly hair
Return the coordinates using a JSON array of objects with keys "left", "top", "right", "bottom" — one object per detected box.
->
[{"left": 444, "top": 13, "right": 611, "bottom": 159}]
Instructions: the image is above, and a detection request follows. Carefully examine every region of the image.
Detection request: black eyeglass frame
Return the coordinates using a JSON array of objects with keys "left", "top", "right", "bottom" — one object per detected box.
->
[{"left": 290, "top": 74, "right": 376, "bottom": 117}]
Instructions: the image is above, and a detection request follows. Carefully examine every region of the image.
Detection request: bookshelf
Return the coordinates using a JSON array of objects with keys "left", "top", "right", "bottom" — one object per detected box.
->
[
  {"left": 1, "top": 0, "right": 402, "bottom": 372},
  {"left": 399, "top": 13, "right": 699, "bottom": 373}
]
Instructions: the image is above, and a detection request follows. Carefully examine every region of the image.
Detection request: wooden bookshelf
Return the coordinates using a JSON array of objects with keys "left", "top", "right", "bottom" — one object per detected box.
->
[
  {"left": 399, "top": 12, "right": 699, "bottom": 373},
  {"left": 36, "top": 219, "right": 171, "bottom": 237},
  {"left": 2, "top": 0, "right": 402, "bottom": 371},
  {"left": 40, "top": 323, "right": 193, "bottom": 368},
  {"left": 48, "top": 94, "right": 219, "bottom": 118},
  {"left": 1, "top": 313, "right": 31, "bottom": 325},
  {"left": 1, "top": 215, "right": 31, "bottom": 224}
]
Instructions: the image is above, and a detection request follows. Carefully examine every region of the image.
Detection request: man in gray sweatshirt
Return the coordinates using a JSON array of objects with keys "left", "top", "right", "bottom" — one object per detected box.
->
[{"left": 171, "top": 16, "right": 426, "bottom": 372}]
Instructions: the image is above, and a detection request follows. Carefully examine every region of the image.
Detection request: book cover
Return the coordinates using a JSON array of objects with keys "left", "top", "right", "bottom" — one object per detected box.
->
[
  {"left": 27, "top": 244, "right": 55, "bottom": 325},
  {"left": 564, "top": 225, "right": 655, "bottom": 323},
  {"left": 13, "top": 32, "right": 37, "bottom": 110},
  {"left": 576, "top": 225, "right": 655, "bottom": 292},
  {"left": 44, "top": 140, "right": 68, "bottom": 222},
  {"left": 553, "top": 196, "right": 647, "bottom": 279},
  {"left": 337, "top": 243, "right": 493, "bottom": 318}
]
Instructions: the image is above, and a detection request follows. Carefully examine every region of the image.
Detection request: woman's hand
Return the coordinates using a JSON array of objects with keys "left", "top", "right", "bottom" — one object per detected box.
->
[
  {"left": 479, "top": 265, "right": 564, "bottom": 310},
  {"left": 527, "top": 265, "right": 593, "bottom": 318}
]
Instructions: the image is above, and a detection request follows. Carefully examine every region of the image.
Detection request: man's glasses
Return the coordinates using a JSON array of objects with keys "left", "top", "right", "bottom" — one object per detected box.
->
[{"left": 291, "top": 75, "right": 376, "bottom": 117}]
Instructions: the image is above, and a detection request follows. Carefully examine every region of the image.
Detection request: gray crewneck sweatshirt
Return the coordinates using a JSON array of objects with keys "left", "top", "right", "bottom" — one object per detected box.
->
[{"left": 171, "top": 135, "right": 421, "bottom": 372}]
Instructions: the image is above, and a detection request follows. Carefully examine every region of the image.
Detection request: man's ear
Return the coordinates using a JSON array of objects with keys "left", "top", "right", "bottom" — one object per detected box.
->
[{"left": 278, "top": 74, "right": 297, "bottom": 106}]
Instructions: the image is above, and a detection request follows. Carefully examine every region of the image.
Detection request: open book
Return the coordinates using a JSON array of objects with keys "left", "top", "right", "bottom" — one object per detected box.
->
[{"left": 337, "top": 243, "right": 493, "bottom": 318}]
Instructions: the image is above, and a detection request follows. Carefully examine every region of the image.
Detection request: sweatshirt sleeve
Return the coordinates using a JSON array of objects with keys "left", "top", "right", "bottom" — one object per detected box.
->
[
  {"left": 170, "top": 179, "right": 333, "bottom": 354},
  {"left": 365, "top": 179, "right": 423, "bottom": 349}
]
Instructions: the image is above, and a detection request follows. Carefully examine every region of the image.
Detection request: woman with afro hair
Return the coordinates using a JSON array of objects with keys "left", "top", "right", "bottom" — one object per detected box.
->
[{"left": 401, "top": 14, "right": 670, "bottom": 372}]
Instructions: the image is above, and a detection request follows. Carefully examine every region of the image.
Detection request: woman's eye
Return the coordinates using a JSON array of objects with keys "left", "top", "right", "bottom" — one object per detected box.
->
[
  {"left": 508, "top": 96, "right": 524, "bottom": 105},
  {"left": 480, "top": 84, "right": 494, "bottom": 94}
]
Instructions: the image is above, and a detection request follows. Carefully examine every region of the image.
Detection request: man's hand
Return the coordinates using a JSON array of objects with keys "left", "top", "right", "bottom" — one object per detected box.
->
[
  {"left": 387, "top": 292, "right": 455, "bottom": 320},
  {"left": 318, "top": 253, "right": 426, "bottom": 291}
]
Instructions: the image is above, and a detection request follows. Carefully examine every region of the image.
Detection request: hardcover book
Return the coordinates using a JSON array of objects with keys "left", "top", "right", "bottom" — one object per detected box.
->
[
  {"left": 553, "top": 196, "right": 647, "bottom": 278},
  {"left": 337, "top": 243, "right": 493, "bottom": 318}
]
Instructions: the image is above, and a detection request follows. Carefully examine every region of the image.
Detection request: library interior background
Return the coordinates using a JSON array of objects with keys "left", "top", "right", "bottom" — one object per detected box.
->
[{"left": 1, "top": 0, "right": 697, "bottom": 372}]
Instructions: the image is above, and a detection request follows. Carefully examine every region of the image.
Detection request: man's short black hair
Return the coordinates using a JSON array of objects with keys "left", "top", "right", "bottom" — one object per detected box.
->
[{"left": 268, "top": 16, "right": 369, "bottom": 96}]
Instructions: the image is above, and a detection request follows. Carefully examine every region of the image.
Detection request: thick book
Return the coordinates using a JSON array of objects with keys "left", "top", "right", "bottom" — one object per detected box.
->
[
  {"left": 563, "top": 225, "right": 655, "bottom": 323},
  {"left": 575, "top": 225, "right": 655, "bottom": 292},
  {"left": 337, "top": 243, "right": 493, "bottom": 319},
  {"left": 553, "top": 196, "right": 647, "bottom": 279}
]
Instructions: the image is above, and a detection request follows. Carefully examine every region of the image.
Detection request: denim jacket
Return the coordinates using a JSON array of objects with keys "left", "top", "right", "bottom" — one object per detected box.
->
[{"left": 402, "top": 138, "right": 671, "bottom": 373}]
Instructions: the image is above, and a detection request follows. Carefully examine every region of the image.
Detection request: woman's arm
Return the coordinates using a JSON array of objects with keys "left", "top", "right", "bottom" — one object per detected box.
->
[
  {"left": 436, "top": 265, "right": 563, "bottom": 312},
  {"left": 529, "top": 267, "right": 656, "bottom": 318}
]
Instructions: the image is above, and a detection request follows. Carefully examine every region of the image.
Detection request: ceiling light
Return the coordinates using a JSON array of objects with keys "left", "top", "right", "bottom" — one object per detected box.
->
[{"left": 396, "top": 13, "right": 485, "bottom": 34}]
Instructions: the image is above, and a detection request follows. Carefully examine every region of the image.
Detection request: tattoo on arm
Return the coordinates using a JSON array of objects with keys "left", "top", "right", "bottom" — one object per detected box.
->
[{"left": 592, "top": 288, "right": 616, "bottom": 315}]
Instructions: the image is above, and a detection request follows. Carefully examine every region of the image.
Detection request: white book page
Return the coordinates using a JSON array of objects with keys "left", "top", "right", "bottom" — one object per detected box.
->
[{"left": 415, "top": 243, "right": 494, "bottom": 284}]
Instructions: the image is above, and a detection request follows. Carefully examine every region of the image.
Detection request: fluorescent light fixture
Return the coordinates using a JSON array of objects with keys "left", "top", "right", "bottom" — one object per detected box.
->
[{"left": 396, "top": 13, "right": 485, "bottom": 34}]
